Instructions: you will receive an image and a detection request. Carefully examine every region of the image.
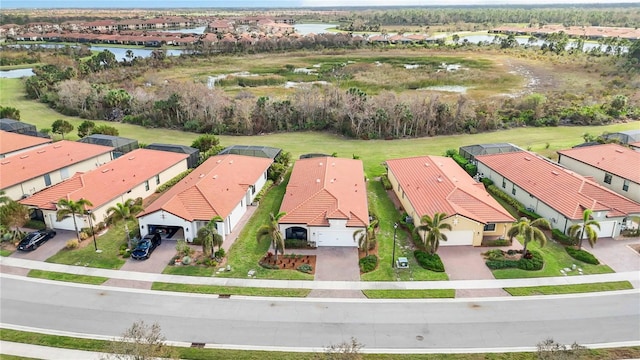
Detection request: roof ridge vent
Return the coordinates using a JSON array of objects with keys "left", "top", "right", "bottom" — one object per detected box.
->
[
  {"left": 437, "top": 176, "right": 443, "bottom": 183},
  {"left": 424, "top": 163, "right": 430, "bottom": 167},
  {"left": 615, "top": 149, "right": 624, "bottom": 153},
  {"left": 551, "top": 170, "right": 560, "bottom": 175},
  {"left": 19, "top": 154, "right": 29, "bottom": 159},
  {"left": 213, "top": 175, "right": 218, "bottom": 179},
  {"left": 53, "top": 144, "right": 62, "bottom": 148},
  {"left": 524, "top": 156, "right": 532, "bottom": 161},
  {"left": 199, "top": 174, "right": 205, "bottom": 178},
  {"left": 128, "top": 156, "right": 135, "bottom": 160}
]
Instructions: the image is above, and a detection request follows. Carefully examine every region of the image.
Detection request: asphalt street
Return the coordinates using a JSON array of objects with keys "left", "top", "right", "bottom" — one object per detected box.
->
[{"left": 1, "top": 276, "right": 638, "bottom": 350}]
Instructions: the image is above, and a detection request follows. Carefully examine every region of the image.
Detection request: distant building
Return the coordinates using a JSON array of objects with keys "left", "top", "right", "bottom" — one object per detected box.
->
[
  {"left": 218, "top": 144, "right": 282, "bottom": 160},
  {"left": 78, "top": 134, "right": 138, "bottom": 158},
  {"left": 0, "top": 130, "right": 51, "bottom": 159}
]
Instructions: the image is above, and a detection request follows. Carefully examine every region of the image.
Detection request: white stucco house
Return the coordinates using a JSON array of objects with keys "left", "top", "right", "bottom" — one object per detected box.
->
[
  {"left": 137, "top": 154, "right": 273, "bottom": 242},
  {"left": 476, "top": 151, "right": 640, "bottom": 239},
  {"left": 0, "top": 130, "right": 52, "bottom": 159},
  {"left": 557, "top": 143, "right": 640, "bottom": 203},
  {"left": 20, "top": 149, "right": 189, "bottom": 231},
  {"left": 1, "top": 140, "right": 113, "bottom": 201},
  {"left": 386, "top": 155, "right": 515, "bottom": 246},
  {"left": 278, "top": 157, "right": 369, "bottom": 247}
]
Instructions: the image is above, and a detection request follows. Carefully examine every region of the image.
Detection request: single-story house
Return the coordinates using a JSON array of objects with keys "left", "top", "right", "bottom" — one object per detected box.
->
[
  {"left": 476, "top": 151, "right": 640, "bottom": 238},
  {"left": 145, "top": 143, "right": 200, "bottom": 169},
  {"left": 137, "top": 154, "right": 272, "bottom": 242},
  {"left": 20, "top": 149, "right": 189, "bottom": 231},
  {"left": 278, "top": 157, "right": 369, "bottom": 247},
  {"left": 558, "top": 143, "right": 640, "bottom": 203},
  {"left": 386, "top": 156, "right": 515, "bottom": 246},
  {"left": 1, "top": 141, "right": 114, "bottom": 201},
  {"left": 1, "top": 130, "right": 52, "bottom": 159}
]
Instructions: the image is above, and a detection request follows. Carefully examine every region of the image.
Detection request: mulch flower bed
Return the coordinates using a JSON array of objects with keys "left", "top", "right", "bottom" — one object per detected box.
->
[{"left": 259, "top": 252, "right": 316, "bottom": 274}]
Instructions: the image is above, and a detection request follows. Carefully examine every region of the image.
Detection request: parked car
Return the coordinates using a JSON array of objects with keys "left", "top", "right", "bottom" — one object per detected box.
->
[
  {"left": 17, "top": 229, "right": 56, "bottom": 251},
  {"left": 131, "top": 233, "right": 162, "bottom": 260}
]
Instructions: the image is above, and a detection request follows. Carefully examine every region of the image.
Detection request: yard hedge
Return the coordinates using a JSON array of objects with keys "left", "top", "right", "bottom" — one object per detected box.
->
[
  {"left": 156, "top": 169, "right": 193, "bottom": 193},
  {"left": 359, "top": 255, "right": 378, "bottom": 273},
  {"left": 380, "top": 174, "right": 392, "bottom": 190},
  {"left": 565, "top": 247, "right": 599, "bottom": 265},
  {"left": 414, "top": 250, "right": 445, "bottom": 272},
  {"left": 552, "top": 229, "right": 575, "bottom": 246},
  {"left": 485, "top": 250, "right": 544, "bottom": 271}
]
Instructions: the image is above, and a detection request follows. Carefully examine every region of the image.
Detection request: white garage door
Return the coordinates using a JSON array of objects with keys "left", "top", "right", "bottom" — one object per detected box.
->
[
  {"left": 316, "top": 230, "right": 357, "bottom": 247},
  {"left": 441, "top": 230, "right": 474, "bottom": 246},
  {"left": 595, "top": 221, "right": 616, "bottom": 238}
]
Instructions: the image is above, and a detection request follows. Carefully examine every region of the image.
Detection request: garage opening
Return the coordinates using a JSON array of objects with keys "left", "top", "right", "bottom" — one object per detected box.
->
[
  {"left": 148, "top": 225, "right": 184, "bottom": 240},
  {"left": 285, "top": 226, "right": 308, "bottom": 241}
]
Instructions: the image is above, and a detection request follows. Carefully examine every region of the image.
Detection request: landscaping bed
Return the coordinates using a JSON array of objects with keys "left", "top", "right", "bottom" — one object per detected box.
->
[{"left": 259, "top": 253, "right": 316, "bottom": 275}]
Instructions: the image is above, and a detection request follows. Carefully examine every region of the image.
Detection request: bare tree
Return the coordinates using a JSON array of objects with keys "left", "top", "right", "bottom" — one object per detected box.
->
[
  {"left": 537, "top": 338, "right": 586, "bottom": 360},
  {"left": 102, "top": 320, "right": 177, "bottom": 360},
  {"left": 314, "top": 337, "right": 363, "bottom": 360}
]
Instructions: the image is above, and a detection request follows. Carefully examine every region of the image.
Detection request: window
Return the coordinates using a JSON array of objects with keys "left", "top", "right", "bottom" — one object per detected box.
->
[
  {"left": 623, "top": 179, "right": 629, "bottom": 191},
  {"left": 483, "top": 223, "right": 496, "bottom": 231},
  {"left": 44, "top": 174, "right": 51, "bottom": 186},
  {"left": 155, "top": 174, "right": 160, "bottom": 185},
  {"left": 604, "top": 173, "right": 612, "bottom": 184},
  {"left": 511, "top": 185, "right": 516, "bottom": 196},
  {"left": 144, "top": 180, "right": 150, "bottom": 191},
  {"left": 251, "top": 185, "right": 256, "bottom": 194},
  {"left": 502, "top": 178, "right": 506, "bottom": 189},
  {"left": 60, "top": 167, "right": 69, "bottom": 180}
]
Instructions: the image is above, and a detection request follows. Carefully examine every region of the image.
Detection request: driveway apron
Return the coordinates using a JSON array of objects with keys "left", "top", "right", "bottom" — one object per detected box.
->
[
  {"left": 10, "top": 229, "right": 76, "bottom": 262},
  {"left": 309, "top": 247, "right": 364, "bottom": 298},
  {"left": 102, "top": 240, "right": 176, "bottom": 289},
  {"left": 584, "top": 237, "right": 640, "bottom": 275}
]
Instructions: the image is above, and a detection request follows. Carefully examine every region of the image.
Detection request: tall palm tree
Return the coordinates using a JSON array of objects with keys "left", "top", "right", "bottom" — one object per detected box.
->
[
  {"left": 196, "top": 216, "right": 223, "bottom": 258},
  {"left": 353, "top": 219, "right": 378, "bottom": 256},
  {"left": 508, "top": 217, "right": 551, "bottom": 258},
  {"left": 414, "top": 212, "right": 452, "bottom": 255},
  {"left": 256, "top": 212, "right": 286, "bottom": 261},
  {"left": 56, "top": 198, "right": 93, "bottom": 242},
  {"left": 568, "top": 209, "right": 601, "bottom": 250},
  {"left": 106, "top": 198, "right": 144, "bottom": 248}
]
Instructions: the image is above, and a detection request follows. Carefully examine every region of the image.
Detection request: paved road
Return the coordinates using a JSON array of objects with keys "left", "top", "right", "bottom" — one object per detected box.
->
[{"left": 1, "top": 276, "right": 638, "bottom": 351}]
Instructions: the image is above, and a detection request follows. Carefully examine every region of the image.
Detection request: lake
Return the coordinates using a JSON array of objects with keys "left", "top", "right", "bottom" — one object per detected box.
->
[
  {"left": 456, "top": 34, "right": 627, "bottom": 53},
  {"left": 294, "top": 23, "right": 336, "bottom": 35},
  {"left": 0, "top": 68, "right": 35, "bottom": 78}
]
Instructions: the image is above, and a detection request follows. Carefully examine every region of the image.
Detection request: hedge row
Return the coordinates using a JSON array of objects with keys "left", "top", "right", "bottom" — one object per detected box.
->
[
  {"left": 359, "top": 255, "right": 378, "bottom": 273},
  {"left": 552, "top": 229, "right": 575, "bottom": 246},
  {"left": 414, "top": 250, "right": 445, "bottom": 272},
  {"left": 380, "top": 175, "right": 392, "bottom": 190},
  {"left": 486, "top": 185, "right": 541, "bottom": 219},
  {"left": 284, "top": 239, "right": 308, "bottom": 249},
  {"left": 155, "top": 168, "right": 194, "bottom": 193},
  {"left": 448, "top": 152, "right": 477, "bottom": 177},
  {"left": 485, "top": 250, "right": 544, "bottom": 271},
  {"left": 565, "top": 247, "right": 599, "bottom": 265}
]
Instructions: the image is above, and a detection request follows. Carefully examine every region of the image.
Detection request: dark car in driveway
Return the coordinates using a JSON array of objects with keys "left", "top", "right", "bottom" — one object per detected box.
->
[
  {"left": 131, "top": 233, "right": 162, "bottom": 260},
  {"left": 17, "top": 229, "right": 56, "bottom": 251}
]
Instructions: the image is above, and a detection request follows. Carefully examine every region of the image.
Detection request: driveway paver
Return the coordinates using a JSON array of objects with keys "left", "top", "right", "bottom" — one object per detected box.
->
[
  {"left": 309, "top": 247, "right": 364, "bottom": 298},
  {"left": 102, "top": 240, "right": 176, "bottom": 289},
  {"left": 10, "top": 229, "right": 76, "bottom": 262},
  {"left": 585, "top": 237, "right": 640, "bottom": 273}
]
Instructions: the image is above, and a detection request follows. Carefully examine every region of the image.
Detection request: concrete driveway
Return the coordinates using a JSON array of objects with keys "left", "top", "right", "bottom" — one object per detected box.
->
[
  {"left": 585, "top": 237, "right": 640, "bottom": 272},
  {"left": 309, "top": 247, "right": 363, "bottom": 298},
  {"left": 10, "top": 229, "right": 76, "bottom": 262},
  {"left": 102, "top": 240, "right": 177, "bottom": 289}
]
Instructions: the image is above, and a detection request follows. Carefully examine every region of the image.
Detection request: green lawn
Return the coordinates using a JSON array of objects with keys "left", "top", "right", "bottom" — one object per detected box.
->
[
  {"left": 492, "top": 238, "right": 614, "bottom": 279},
  {"left": 45, "top": 221, "right": 133, "bottom": 269},
  {"left": 27, "top": 270, "right": 108, "bottom": 285},
  {"left": 151, "top": 282, "right": 311, "bottom": 297},
  {"left": 504, "top": 281, "right": 634, "bottom": 296},
  {"left": 361, "top": 181, "right": 448, "bottom": 281},
  {"left": 162, "top": 265, "right": 215, "bottom": 276},
  {"left": 0, "top": 249, "right": 13, "bottom": 257},
  {"left": 363, "top": 289, "right": 455, "bottom": 299}
]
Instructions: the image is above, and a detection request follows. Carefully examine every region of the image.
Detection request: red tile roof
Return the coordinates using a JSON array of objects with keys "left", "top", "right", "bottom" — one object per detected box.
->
[
  {"left": 279, "top": 157, "right": 369, "bottom": 227},
  {"left": 558, "top": 143, "right": 640, "bottom": 184},
  {"left": 386, "top": 156, "right": 514, "bottom": 224},
  {"left": 0, "top": 131, "right": 51, "bottom": 155},
  {"left": 139, "top": 154, "right": 272, "bottom": 221},
  {"left": 0, "top": 140, "right": 113, "bottom": 189},
  {"left": 476, "top": 151, "right": 640, "bottom": 219},
  {"left": 19, "top": 149, "right": 188, "bottom": 211}
]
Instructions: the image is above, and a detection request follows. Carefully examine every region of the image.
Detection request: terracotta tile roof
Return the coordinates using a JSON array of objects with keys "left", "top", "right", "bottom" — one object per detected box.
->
[
  {"left": 0, "top": 140, "right": 113, "bottom": 189},
  {"left": 19, "top": 149, "right": 188, "bottom": 211},
  {"left": 279, "top": 157, "right": 369, "bottom": 227},
  {"left": 476, "top": 151, "right": 640, "bottom": 219},
  {"left": 139, "top": 154, "right": 272, "bottom": 221},
  {"left": 558, "top": 143, "right": 640, "bottom": 184},
  {"left": 0, "top": 130, "right": 51, "bottom": 155},
  {"left": 386, "top": 156, "right": 514, "bottom": 224}
]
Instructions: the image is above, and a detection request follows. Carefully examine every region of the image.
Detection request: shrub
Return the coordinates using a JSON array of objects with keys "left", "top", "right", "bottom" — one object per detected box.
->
[
  {"left": 25, "top": 219, "right": 46, "bottom": 230},
  {"left": 214, "top": 248, "right": 226, "bottom": 259},
  {"left": 65, "top": 239, "right": 79, "bottom": 249},
  {"left": 485, "top": 250, "right": 543, "bottom": 270},
  {"left": 175, "top": 240, "right": 193, "bottom": 257},
  {"left": 182, "top": 256, "right": 192, "bottom": 265},
  {"left": 297, "top": 264, "right": 313, "bottom": 273},
  {"left": 79, "top": 231, "right": 89, "bottom": 241},
  {"left": 191, "top": 236, "right": 203, "bottom": 246},
  {"left": 484, "top": 249, "right": 504, "bottom": 260},
  {"left": 122, "top": 252, "right": 131, "bottom": 259},
  {"left": 284, "top": 239, "right": 308, "bottom": 248},
  {"left": 552, "top": 229, "right": 575, "bottom": 246},
  {"left": 480, "top": 177, "right": 494, "bottom": 187},
  {"left": 380, "top": 175, "right": 392, "bottom": 190},
  {"left": 359, "top": 255, "right": 378, "bottom": 273},
  {"left": 253, "top": 180, "right": 273, "bottom": 203},
  {"left": 414, "top": 250, "right": 445, "bottom": 272},
  {"left": 155, "top": 169, "right": 193, "bottom": 193},
  {"left": 566, "top": 247, "right": 599, "bottom": 265}
]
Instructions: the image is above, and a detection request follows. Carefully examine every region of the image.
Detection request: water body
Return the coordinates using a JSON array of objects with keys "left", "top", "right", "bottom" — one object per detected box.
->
[
  {"left": 294, "top": 23, "right": 335, "bottom": 35},
  {"left": 456, "top": 34, "right": 627, "bottom": 53},
  {"left": 0, "top": 68, "right": 35, "bottom": 78},
  {"left": 159, "top": 26, "right": 207, "bottom": 34},
  {"left": 5, "top": 44, "right": 184, "bottom": 60}
]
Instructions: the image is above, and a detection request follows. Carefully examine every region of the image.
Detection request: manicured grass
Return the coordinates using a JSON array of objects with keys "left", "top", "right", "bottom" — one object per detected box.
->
[
  {"left": 151, "top": 282, "right": 311, "bottom": 297},
  {"left": 1, "top": 328, "right": 640, "bottom": 360},
  {"left": 504, "top": 281, "right": 634, "bottom": 296},
  {"left": 361, "top": 181, "right": 448, "bottom": 281},
  {"left": 363, "top": 289, "right": 455, "bottom": 299},
  {"left": 162, "top": 264, "right": 215, "bottom": 276},
  {"left": 0, "top": 355, "right": 39, "bottom": 360},
  {"left": 0, "top": 249, "right": 13, "bottom": 257},
  {"left": 27, "top": 270, "right": 108, "bottom": 285},
  {"left": 45, "top": 221, "right": 133, "bottom": 270},
  {"left": 492, "top": 238, "right": 614, "bottom": 279}
]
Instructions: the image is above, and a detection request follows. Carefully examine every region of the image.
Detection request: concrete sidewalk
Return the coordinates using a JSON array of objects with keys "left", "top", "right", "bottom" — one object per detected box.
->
[
  {"left": 0, "top": 340, "right": 108, "bottom": 360},
  {"left": 2, "top": 257, "right": 638, "bottom": 290}
]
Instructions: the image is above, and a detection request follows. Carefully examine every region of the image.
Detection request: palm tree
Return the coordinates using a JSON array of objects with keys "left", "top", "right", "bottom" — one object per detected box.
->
[
  {"left": 508, "top": 217, "right": 551, "bottom": 258},
  {"left": 56, "top": 198, "right": 93, "bottom": 242},
  {"left": 196, "top": 216, "right": 223, "bottom": 258},
  {"left": 0, "top": 190, "right": 10, "bottom": 205},
  {"left": 106, "top": 198, "right": 144, "bottom": 248},
  {"left": 256, "top": 212, "right": 286, "bottom": 261},
  {"left": 414, "top": 213, "right": 452, "bottom": 255},
  {"left": 353, "top": 219, "right": 378, "bottom": 256},
  {"left": 568, "top": 209, "right": 600, "bottom": 250}
]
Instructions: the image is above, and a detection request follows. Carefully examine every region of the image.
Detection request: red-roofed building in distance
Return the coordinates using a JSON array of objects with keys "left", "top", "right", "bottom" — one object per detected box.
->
[
  {"left": 386, "top": 156, "right": 515, "bottom": 246},
  {"left": 278, "top": 157, "right": 369, "bottom": 247},
  {"left": 477, "top": 151, "right": 640, "bottom": 239},
  {"left": 137, "top": 154, "right": 272, "bottom": 242},
  {"left": 19, "top": 148, "right": 188, "bottom": 231},
  {"left": 1, "top": 140, "right": 114, "bottom": 201},
  {"left": 558, "top": 144, "right": 640, "bottom": 203},
  {"left": 0, "top": 130, "right": 52, "bottom": 159}
]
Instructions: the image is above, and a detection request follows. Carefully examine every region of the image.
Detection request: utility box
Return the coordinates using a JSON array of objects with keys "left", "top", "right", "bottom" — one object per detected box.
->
[{"left": 396, "top": 257, "right": 409, "bottom": 269}]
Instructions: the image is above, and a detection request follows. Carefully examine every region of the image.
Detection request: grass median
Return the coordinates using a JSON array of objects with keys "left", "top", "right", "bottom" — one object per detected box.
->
[
  {"left": 27, "top": 270, "right": 108, "bottom": 285},
  {"left": 504, "top": 281, "right": 634, "bottom": 296},
  {"left": 151, "top": 282, "right": 310, "bottom": 297},
  {"left": 363, "top": 289, "right": 455, "bottom": 299}
]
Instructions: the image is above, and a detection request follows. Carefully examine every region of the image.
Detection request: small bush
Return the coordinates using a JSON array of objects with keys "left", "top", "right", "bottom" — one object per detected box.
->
[
  {"left": 552, "top": 229, "right": 575, "bottom": 246},
  {"left": 214, "top": 248, "right": 226, "bottom": 259},
  {"left": 485, "top": 250, "right": 543, "bottom": 270},
  {"left": 65, "top": 239, "right": 79, "bottom": 249},
  {"left": 284, "top": 239, "right": 308, "bottom": 248},
  {"left": 359, "top": 255, "right": 378, "bottom": 273},
  {"left": 191, "top": 236, "right": 203, "bottom": 246},
  {"left": 122, "top": 252, "right": 131, "bottom": 259},
  {"left": 480, "top": 177, "right": 494, "bottom": 187},
  {"left": 156, "top": 169, "right": 193, "bottom": 193},
  {"left": 182, "top": 256, "right": 192, "bottom": 265},
  {"left": 175, "top": 240, "right": 193, "bottom": 257},
  {"left": 566, "top": 247, "right": 599, "bottom": 265},
  {"left": 297, "top": 264, "right": 313, "bottom": 273},
  {"left": 518, "top": 250, "right": 544, "bottom": 270},
  {"left": 414, "top": 250, "right": 445, "bottom": 272},
  {"left": 380, "top": 175, "right": 392, "bottom": 190},
  {"left": 25, "top": 219, "right": 46, "bottom": 230},
  {"left": 79, "top": 231, "right": 89, "bottom": 240},
  {"left": 484, "top": 249, "right": 504, "bottom": 260}
]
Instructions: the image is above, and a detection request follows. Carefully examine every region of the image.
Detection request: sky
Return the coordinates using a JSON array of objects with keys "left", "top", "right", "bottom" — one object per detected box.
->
[{"left": 1, "top": 0, "right": 638, "bottom": 8}]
